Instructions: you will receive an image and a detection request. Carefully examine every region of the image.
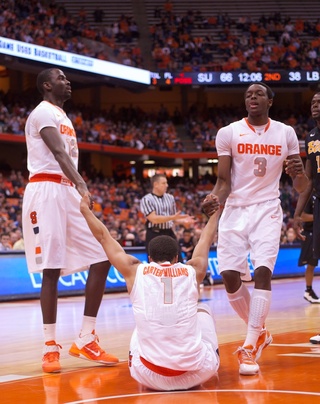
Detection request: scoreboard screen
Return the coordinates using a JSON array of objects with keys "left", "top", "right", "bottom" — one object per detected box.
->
[{"left": 151, "top": 70, "right": 320, "bottom": 86}]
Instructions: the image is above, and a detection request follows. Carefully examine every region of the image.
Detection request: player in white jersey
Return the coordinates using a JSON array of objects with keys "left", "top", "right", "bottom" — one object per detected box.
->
[
  {"left": 22, "top": 68, "right": 119, "bottom": 373},
  {"left": 202, "top": 83, "right": 308, "bottom": 376},
  {"left": 80, "top": 193, "right": 220, "bottom": 391}
]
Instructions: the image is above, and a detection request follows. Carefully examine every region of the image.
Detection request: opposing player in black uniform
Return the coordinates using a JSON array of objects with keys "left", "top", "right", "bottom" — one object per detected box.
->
[
  {"left": 297, "top": 193, "right": 320, "bottom": 303},
  {"left": 294, "top": 92, "right": 320, "bottom": 343}
]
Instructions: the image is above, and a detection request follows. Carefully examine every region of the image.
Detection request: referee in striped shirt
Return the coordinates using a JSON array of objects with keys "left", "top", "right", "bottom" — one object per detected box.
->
[{"left": 140, "top": 174, "right": 195, "bottom": 261}]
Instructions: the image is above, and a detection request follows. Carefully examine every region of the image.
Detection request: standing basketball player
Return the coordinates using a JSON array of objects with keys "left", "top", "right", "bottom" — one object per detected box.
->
[
  {"left": 80, "top": 192, "right": 220, "bottom": 391},
  {"left": 297, "top": 193, "right": 320, "bottom": 303},
  {"left": 293, "top": 91, "right": 320, "bottom": 343},
  {"left": 202, "top": 83, "right": 307, "bottom": 375},
  {"left": 22, "top": 68, "right": 119, "bottom": 373}
]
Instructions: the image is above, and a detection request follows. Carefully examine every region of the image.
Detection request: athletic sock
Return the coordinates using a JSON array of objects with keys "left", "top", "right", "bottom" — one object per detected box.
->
[
  {"left": 43, "top": 323, "right": 57, "bottom": 343},
  {"left": 80, "top": 315, "right": 96, "bottom": 337},
  {"left": 244, "top": 289, "right": 271, "bottom": 348},
  {"left": 227, "top": 283, "right": 251, "bottom": 324}
]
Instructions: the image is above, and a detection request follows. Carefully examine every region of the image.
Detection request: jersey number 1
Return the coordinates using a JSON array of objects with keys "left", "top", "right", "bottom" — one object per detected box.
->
[{"left": 161, "top": 277, "right": 173, "bottom": 304}]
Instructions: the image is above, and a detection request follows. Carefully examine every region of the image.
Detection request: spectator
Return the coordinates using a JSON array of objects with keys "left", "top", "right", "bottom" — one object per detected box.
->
[
  {"left": 179, "top": 228, "right": 195, "bottom": 262},
  {"left": 284, "top": 228, "right": 298, "bottom": 245},
  {"left": 0, "top": 232, "right": 12, "bottom": 251},
  {"left": 10, "top": 228, "right": 25, "bottom": 251},
  {"left": 135, "top": 228, "right": 146, "bottom": 247}
]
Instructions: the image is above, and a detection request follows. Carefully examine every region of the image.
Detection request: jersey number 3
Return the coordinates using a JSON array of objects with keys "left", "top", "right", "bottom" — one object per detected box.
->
[{"left": 254, "top": 157, "right": 267, "bottom": 177}]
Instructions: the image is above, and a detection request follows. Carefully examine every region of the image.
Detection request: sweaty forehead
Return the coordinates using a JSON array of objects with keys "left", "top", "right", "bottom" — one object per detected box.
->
[
  {"left": 246, "top": 84, "right": 267, "bottom": 93},
  {"left": 312, "top": 93, "right": 320, "bottom": 102},
  {"left": 51, "top": 68, "right": 64, "bottom": 78}
]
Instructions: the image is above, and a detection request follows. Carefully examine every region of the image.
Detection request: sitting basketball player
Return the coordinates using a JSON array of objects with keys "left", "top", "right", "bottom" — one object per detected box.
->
[{"left": 80, "top": 192, "right": 220, "bottom": 391}]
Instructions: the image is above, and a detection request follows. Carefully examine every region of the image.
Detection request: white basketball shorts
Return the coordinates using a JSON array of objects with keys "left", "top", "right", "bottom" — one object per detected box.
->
[
  {"left": 128, "top": 303, "right": 219, "bottom": 391},
  {"left": 22, "top": 181, "right": 108, "bottom": 275},
  {"left": 217, "top": 198, "right": 283, "bottom": 276}
]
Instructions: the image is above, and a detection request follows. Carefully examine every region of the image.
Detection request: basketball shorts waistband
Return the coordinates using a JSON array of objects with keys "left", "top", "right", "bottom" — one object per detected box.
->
[
  {"left": 29, "top": 173, "right": 73, "bottom": 187},
  {"left": 140, "top": 356, "right": 187, "bottom": 377}
]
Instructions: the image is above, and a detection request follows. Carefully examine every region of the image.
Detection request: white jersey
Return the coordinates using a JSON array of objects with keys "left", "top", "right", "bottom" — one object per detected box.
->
[
  {"left": 216, "top": 118, "right": 300, "bottom": 207},
  {"left": 130, "top": 261, "right": 203, "bottom": 371},
  {"left": 25, "top": 100, "right": 78, "bottom": 178},
  {"left": 22, "top": 101, "right": 108, "bottom": 274}
]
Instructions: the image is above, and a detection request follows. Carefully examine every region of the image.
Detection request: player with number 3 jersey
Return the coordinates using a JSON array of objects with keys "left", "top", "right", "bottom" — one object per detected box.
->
[{"left": 202, "top": 83, "right": 307, "bottom": 376}]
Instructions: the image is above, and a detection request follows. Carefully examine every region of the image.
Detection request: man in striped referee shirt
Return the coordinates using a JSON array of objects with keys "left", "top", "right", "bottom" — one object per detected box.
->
[{"left": 140, "top": 174, "right": 195, "bottom": 261}]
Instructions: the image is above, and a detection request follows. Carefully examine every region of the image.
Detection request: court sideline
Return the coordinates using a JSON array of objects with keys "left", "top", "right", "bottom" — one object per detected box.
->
[{"left": 0, "top": 277, "right": 319, "bottom": 403}]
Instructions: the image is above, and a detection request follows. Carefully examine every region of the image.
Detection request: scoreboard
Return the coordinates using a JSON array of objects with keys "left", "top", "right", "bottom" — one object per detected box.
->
[{"left": 151, "top": 70, "right": 320, "bottom": 86}]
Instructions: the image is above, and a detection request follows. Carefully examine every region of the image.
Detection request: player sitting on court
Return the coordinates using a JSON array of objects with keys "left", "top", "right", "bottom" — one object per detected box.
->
[{"left": 80, "top": 192, "right": 220, "bottom": 391}]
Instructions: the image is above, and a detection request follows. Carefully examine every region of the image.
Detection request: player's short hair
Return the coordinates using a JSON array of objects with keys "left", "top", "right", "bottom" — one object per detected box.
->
[
  {"left": 150, "top": 173, "right": 166, "bottom": 187},
  {"left": 36, "top": 68, "right": 56, "bottom": 95},
  {"left": 148, "top": 235, "right": 179, "bottom": 262},
  {"left": 245, "top": 82, "right": 274, "bottom": 99}
]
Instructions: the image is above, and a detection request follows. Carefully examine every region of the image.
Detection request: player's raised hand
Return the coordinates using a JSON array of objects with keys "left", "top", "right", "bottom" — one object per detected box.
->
[
  {"left": 293, "top": 215, "right": 306, "bottom": 241},
  {"left": 80, "top": 192, "right": 94, "bottom": 212},
  {"left": 201, "top": 193, "right": 220, "bottom": 217},
  {"left": 285, "top": 158, "right": 305, "bottom": 177}
]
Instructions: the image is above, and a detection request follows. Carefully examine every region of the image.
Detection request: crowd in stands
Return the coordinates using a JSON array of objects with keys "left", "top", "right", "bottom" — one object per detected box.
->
[
  {"left": 0, "top": 91, "right": 315, "bottom": 154},
  {"left": 185, "top": 102, "right": 314, "bottom": 152},
  {"left": 151, "top": 4, "right": 320, "bottom": 72},
  {"left": 1, "top": 0, "right": 319, "bottom": 72},
  {"left": 0, "top": 93, "right": 186, "bottom": 152},
  {"left": 1, "top": 0, "right": 143, "bottom": 68},
  {"left": 0, "top": 167, "right": 302, "bottom": 254}
]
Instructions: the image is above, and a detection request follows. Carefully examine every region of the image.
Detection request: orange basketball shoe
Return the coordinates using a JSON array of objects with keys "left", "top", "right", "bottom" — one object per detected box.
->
[
  {"left": 254, "top": 328, "right": 273, "bottom": 361},
  {"left": 69, "top": 331, "right": 119, "bottom": 365},
  {"left": 235, "top": 345, "right": 259, "bottom": 375},
  {"left": 42, "top": 340, "right": 62, "bottom": 373}
]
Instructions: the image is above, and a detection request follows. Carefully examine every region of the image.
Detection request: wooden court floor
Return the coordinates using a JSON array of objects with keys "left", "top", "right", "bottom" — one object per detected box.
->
[{"left": 0, "top": 277, "right": 320, "bottom": 403}]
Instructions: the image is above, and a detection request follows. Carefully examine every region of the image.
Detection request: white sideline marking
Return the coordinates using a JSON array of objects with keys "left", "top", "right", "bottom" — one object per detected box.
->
[
  {"left": 0, "top": 374, "right": 33, "bottom": 383},
  {"left": 271, "top": 343, "right": 314, "bottom": 347},
  {"left": 279, "top": 353, "right": 320, "bottom": 357},
  {"left": 64, "top": 389, "right": 320, "bottom": 403}
]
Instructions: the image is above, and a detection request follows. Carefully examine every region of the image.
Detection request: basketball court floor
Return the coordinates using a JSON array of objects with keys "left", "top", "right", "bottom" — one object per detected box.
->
[{"left": 0, "top": 277, "right": 319, "bottom": 403}]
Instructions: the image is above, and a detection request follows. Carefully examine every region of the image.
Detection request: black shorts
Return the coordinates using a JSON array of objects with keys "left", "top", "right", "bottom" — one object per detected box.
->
[
  {"left": 313, "top": 197, "right": 320, "bottom": 259},
  {"left": 298, "top": 231, "right": 318, "bottom": 267}
]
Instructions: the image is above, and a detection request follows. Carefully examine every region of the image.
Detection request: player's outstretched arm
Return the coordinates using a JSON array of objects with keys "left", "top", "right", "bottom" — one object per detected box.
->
[
  {"left": 80, "top": 193, "right": 139, "bottom": 290},
  {"left": 285, "top": 154, "right": 309, "bottom": 193},
  {"left": 188, "top": 210, "right": 220, "bottom": 284},
  {"left": 201, "top": 155, "right": 231, "bottom": 217}
]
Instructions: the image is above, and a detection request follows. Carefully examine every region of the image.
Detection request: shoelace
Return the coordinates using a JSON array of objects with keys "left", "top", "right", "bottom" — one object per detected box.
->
[
  {"left": 43, "top": 351, "right": 60, "bottom": 363},
  {"left": 233, "top": 346, "right": 255, "bottom": 362},
  {"left": 85, "top": 340, "right": 105, "bottom": 355}
]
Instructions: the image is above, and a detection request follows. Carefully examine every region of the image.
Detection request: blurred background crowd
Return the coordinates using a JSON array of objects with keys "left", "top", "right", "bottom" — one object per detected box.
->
[
  {"left": 0, "top": 0, "right": 318, "bottom": 253},
  {"left": 0, "top": 167, "right": 301, "bottom": 253}
]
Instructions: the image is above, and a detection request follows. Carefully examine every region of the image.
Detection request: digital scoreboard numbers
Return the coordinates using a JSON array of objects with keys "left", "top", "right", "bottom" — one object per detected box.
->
[{"left": 151, "top": 70, "right": 320, "bottom": 86}]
